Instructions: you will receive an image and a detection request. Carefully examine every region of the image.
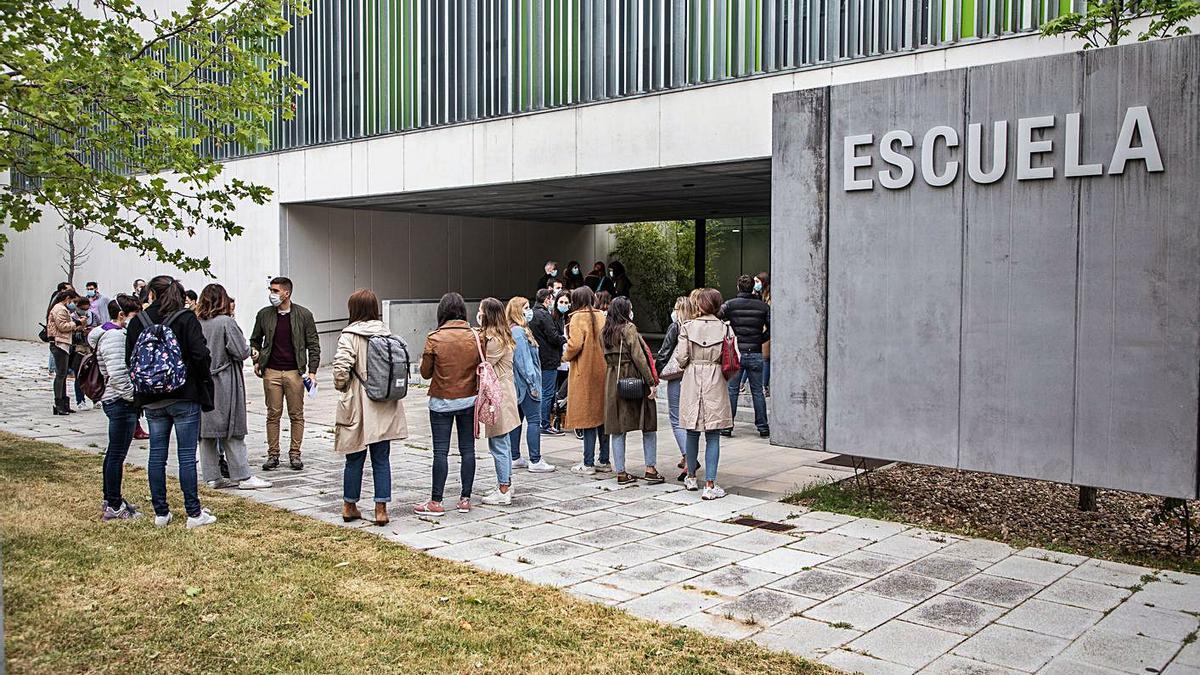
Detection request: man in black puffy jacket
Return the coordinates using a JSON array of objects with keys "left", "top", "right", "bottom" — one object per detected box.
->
[{"left": 719, "top": 275, "right": 770, "bottom": 437}]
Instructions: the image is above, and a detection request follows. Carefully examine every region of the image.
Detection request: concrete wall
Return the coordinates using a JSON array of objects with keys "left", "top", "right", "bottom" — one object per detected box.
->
[
  {"left": 771, "top": 35, "right": 1200, "bottom": 499},
  {"left": 280, "top": 204, "right": 608, "bottom": 362}
]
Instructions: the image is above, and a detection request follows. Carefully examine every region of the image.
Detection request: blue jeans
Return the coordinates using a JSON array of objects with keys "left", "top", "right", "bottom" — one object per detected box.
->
[
  {"left": 509, "top": 391, "right": 542, "bottom": 463},
  {"left": 343, "top": 441, "right": 391, "bottom": 503},
  {"left": 538, "top": 369, "right": 558, "bottom": 430},
  {"left": 581, "top": 426, "right": 611, "bottom": 467},
  {"left": 763, "top": 356, "right": 771, "bottom": 389},
  {"left": 685, "top": 430, "right": 721, "bottom": 483},
  {"left": 488, "top": 434, "right": 513, "bottom": 487},
  {"left": 145, "top": 401, "right": 203, "bottom": 518},
  {"left": 101, "top": 398, "right": 139, "bottom": 509},
  {"left": 728, "top": 351, "right": 769, "bottom": 433},
  {"left": 667, "top": 379, "right": 687, "bottom": 456},
  {"left": 429, "top": 408, "right": 475, "bottom": 502},
  {"left": 611, "top": 431, "right": 658, "bottom": 474}
]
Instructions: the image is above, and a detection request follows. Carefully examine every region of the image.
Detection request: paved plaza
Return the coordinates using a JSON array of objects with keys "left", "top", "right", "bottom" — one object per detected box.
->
[{"left": 1, "top": 338, "right": 1197, "bottom": 674}]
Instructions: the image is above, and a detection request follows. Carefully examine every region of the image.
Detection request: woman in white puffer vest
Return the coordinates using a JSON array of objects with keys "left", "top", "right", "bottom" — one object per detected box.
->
[{"left": 87, "top": 294, "right": 143, "bottom": 521}]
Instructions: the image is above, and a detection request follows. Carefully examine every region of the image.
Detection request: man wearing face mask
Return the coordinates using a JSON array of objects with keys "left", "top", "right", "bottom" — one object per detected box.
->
[
  {"left": 536, "top": 260, "right": 558, "bottom": 295},
  {"left": 530, "top": 289, "right": 567, "bottom": 436},
  {"left": 250, "top": 276, "right": 320, "bottom": 471},
  {"left": 84, "top": 282, "right": 110, "bottom": 327}
]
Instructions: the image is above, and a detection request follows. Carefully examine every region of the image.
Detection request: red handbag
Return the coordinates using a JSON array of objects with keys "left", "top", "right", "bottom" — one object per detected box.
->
[{"left": 720, "top": 325, "right": 741, "bottom": 381}]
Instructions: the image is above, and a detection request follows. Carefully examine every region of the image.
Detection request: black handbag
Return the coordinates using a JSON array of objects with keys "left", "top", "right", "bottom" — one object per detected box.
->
[{"left": 616, "top": 334, "right": 646, "bottom": 400}]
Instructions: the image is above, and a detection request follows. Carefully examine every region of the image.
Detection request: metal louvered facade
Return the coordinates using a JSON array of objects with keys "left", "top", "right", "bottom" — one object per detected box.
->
[{"left": 225, "top": 0, "right": 1071, "bottom": 159}]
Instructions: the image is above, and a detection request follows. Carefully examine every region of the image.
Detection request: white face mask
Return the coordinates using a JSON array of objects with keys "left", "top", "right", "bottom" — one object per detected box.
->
[
  {"left": 671, "top": 311, "right": 679, "bottom": 324},
  {"left": 269, "top": 292, "right": 282, "bottom": 307},
  {"left": 571, "top": 266, "right": 579, "bottom": 275},
  {"left": 629, "top": 311, "right": 634, "bottom": 321},
  {"left": 476, "top": 312, "right": 484, "bottom": 325},
  {"left": 523, "top": 308, "right": 534, "bottom": 322}
]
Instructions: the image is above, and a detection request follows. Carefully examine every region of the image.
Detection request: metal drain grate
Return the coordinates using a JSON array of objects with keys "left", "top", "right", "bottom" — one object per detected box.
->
[{"left": 726, "top": 516, "right": 796, "bottom": 533}]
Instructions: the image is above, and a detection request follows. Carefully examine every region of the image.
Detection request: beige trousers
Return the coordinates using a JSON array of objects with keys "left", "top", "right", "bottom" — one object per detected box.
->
[{"left": 263, "top": 368, "right": 305, "bottom": 458}]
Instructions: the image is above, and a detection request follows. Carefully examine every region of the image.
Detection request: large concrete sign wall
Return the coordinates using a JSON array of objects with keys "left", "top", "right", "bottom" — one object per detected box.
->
[{"left": 771, "top": 35, "right": 1200, "bottom": 499}]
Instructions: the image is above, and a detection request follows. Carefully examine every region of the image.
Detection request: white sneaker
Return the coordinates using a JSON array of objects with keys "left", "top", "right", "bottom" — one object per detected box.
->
[
  {"left": 186, "top": 509, "right": 218, "bottom": 529},
  {"left": 154, "top": 512, "right": 173, "bottom": 528},
  {"left": 684, "top": 476, "right": 699, "bottom": 491},
  {"left": 237, "top": 475, "right": 273, "bottom": 489},
  {"left": 206, "top": 478, "right": 239, "bottom": 489},
  {"left": 702, "top": 484, "right": 727, "bottom": 500},
  {"left": 595, "top": 462, "right": 613, "bottom": 473},
  {"left": 481, "top": 488, "right": 513, "bottom": 506},
  {"left": 511, "top": 458, "right": 529, "bottom": 469},
  {"left": 76, "top": 400, "right": 92, "bottom": 411},
  {"left": 571, "top": 464, "right": 596, "bottom": 476},
  {"left": 527, "top": 459, "right": 557, "bottom": 473}
]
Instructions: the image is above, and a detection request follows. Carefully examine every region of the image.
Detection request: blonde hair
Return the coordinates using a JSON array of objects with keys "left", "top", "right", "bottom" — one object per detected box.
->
[
  {"left": 505, "top": 296, "right": 536, "bottom": 344},
  {"left": 678, "top": 296, "right": 699, "bottom": 322},
  {"left": 479, "top": 297, "right": 515, "bottom": 349}
]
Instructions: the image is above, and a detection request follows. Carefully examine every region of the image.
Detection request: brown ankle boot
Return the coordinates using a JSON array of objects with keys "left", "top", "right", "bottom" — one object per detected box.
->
[
  {"left": 373, "top": 502, "right": 389, "bottom": 526},
  {"left": 342, "top": 501, "right": 361, "bottom": 522}
]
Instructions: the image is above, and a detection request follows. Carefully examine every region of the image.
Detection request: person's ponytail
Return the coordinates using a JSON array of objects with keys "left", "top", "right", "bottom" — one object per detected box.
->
[{"left": 147, "top": 275, "right": 185, "bottom": 314}]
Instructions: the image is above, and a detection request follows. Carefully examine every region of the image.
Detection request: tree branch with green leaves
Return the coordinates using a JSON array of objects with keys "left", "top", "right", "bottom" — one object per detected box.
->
[
  {"left": 0, "top": 0, "right": 308, "bottom": 274},
  {"left": 1040, "top": 0, "right": 1198, "bottom": 48}
]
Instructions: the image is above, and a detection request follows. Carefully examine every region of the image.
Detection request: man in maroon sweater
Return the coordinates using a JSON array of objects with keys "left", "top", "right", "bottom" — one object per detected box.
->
[{"left": 249, "top": 277, "right": 321, "bottom": 470}]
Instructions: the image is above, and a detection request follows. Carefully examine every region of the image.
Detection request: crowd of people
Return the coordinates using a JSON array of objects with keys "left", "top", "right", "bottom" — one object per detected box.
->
[{"left": 40, "top": 258, "right": 770, "bottom": 529}]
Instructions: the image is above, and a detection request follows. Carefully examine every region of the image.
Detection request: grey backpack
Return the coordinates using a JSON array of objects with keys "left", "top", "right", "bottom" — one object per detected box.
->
[{"left": 355, "top": 334, "right": 410, "bottom": 401}]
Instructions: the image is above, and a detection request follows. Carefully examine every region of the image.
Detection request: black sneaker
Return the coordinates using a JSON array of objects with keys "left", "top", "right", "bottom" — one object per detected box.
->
[
  {"left": 262, "top": 457, "right": 280, "bottom": 471},
  {"left": 219, "top": 456, "right": 230, "bottom": 479},
  {"left": 759, "top": 430, "right": 771, "bottom": 438},
  {"left": 289, "top": 457, "right": 304, "bottom": 471},
  {"left": 720, "top": 429, "right": 733, "bottom": 438}
]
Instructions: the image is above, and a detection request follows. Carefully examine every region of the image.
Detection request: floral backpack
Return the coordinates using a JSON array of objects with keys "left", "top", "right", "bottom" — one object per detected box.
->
[
  {"left": 471, "top": 329, "right": 503, "bottom": 438},
  {"left": 130, "top": 311, "right": 189, "bottom": 395}
]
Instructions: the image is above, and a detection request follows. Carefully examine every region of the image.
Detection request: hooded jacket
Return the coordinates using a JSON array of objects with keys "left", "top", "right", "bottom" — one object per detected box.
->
[
  {"left": 88, "top": 322, "right": 133, "bottom": 403},
  {"left": 332, "top": 320, "right": 409, "bottom": 454}
]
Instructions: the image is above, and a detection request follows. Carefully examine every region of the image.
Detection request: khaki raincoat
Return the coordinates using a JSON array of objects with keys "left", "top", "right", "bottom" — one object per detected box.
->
[
  {"left": 480, "top": 335, "right": 521, "bottom": 439},
  {"left": 675, "top": 315, "right": 734, "bottom": 431},
  {"left": 332, "top": 320, "right": 409, "bottom": 454}
]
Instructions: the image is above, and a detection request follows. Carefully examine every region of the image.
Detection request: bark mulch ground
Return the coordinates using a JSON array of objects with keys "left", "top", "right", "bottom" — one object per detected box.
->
[{"left": 786, "top": 463, "right": 1200, "bottom": 573}]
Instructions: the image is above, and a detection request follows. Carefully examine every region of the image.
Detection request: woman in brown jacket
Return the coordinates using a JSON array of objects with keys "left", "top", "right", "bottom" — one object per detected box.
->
[
  {"left": 46, "top": 289, "right": 84, "bottom": 415},
  {"left": 332, "top": 289, "right": 409, "bottom": 526},
  {"left": 676, "top": 288, "right": 734, "bottom": 501},
  {"left": 414, "top": 292, "right": 481, "bottom": 518},
  {"left": 477, "top": 297, "right": 521, "bottom": 506},
  {"left": 562, "top": 286, "right": 610, "bottom": 475},
  {"left": 602, "top": 297, "right": 664, "bottom": 486}
]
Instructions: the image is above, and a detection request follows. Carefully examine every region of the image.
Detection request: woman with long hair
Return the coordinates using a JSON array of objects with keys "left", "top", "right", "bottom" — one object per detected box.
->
[
  {"left": 593, "top": 290, "right": 612, "bottom": 312},
  {"left": 332, "top": 289, "right": 408, "bottom": 526},
  {"left": 562, "top": 286, "right": 611, "bottom": 474},
  {"left": 601, "top": 297, "right": 663, "bottom": 485},
  {"left": 609, "top": 260, "right": 632, "bottom": 299},
  {"left": 563, "top": 260, "right": 585, "bottom": 290},
  {"left": 656, "top": 295, "right": 695, "bottom": 480},
  {"left": 505, "top": 297, "right": 554, "bottom": 472},
  {"left": 584, "top": 261, "right": 612, "bottom": 294},
  {"left": 125, "top": 275, "right": 217, "bottom": 528},
  {"left": 675, "top": 288, "right": 732, "bottom": 500},
  {"left": 477, "top": 297, "right": 521, "bottom": 505},
  {"left": 196, "top": 284, "right": 272, "bottom": 491},
  {"left": 46, "top": 288, "right": 82, "bottom": 415},
  {"left": 756, "top": 271, "right": 772, "bottom": 395},
  {"left": 414, "top": 293, "right": 480, "bottom": 517}
]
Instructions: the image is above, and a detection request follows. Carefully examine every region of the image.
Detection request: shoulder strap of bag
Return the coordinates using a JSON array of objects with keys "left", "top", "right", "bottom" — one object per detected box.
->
[{"left": 471, "top": 327, "right": 486, "bottom": 365}]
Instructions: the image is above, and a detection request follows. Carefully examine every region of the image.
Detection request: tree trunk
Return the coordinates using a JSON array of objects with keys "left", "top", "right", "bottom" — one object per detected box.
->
[{"left": 1078, "top": 486, "right": 1098, "bottom": 511}]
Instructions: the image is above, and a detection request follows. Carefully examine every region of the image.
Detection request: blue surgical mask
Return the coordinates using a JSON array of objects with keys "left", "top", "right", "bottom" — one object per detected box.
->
[
  {"left": 523, "top": 308, "right": 534, "bottom": 322},
  {"left": 557, "top": 302, "right": 570, "bottom": 313},
  {"left": 85, "top": 290, "right": 96, "bottom": 298},
  {"left": 549, "top": 269, "right": 558, "bottom": 277},
  {"left": 571, "top": 266, "right": 579, "bottom": 275},
  {"left": 754, "top": 280, "right": 763, "bottom": 293},
  {"left": 67, "top": 302, "right": 77, "bottom": 311}
]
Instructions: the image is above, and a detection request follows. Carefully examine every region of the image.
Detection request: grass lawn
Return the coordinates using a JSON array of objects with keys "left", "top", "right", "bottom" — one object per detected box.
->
[{"left": 0, "top": 432, "right": 829, "bottom": 674}]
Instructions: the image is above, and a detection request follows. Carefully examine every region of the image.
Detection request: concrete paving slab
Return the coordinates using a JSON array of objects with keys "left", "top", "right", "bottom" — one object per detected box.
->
[
  {"left": 739, "top": 547, "right": 831, "bottom": 575},
  {"left": 1066, "top": 559, "right": 1155, "bottom": 588},
  {"left": 820, "top": 648, "right": 916, "bottom": 675},
  {"left": 995, "top": 598, "right": 1102, "bottom": 640},
  {"left": 708, "top": 587, "right": 819, "bottom": 626},
  {"left": 859, "top": 570, "right": 953, "bottom": 604},
  {"left": 920, "top": 654, "right": 1022, "bottom": 674},
  {"left": 951, "top": 624, "right": 1068, "bottom": 672},
  {"left": 751, "top": 617, "right": 862, "bottom": 659},
  {"left": 688, "top": 564, "right": 782, "bottom": 597},
  {"left": 848, "top": 620, "right": 965, "bottom": 668},
  {"left": 823, "top": 550, "right": 909, "bottom": 578},
  {"left": 770, "top": 568, "right": 867, "bottom": 600},
  {"left": 983, "top": 555, "right": 1074, "bottom": 586},
  {"left": 803, "top": 591, "right": 913, "bottom": 632},
  {"left": 940, "top": 539, "right": 1017, "bottom": 564},
  {"left": 500, "top": 539, "right": 599, "bottom": 566},
  {"left": 946, "top": 574, "right": 1042, "bottom": 608},
  {"left": 1094, "top": 599, "right": 1199, "bottom": 643},
  {"left": 619, "top": 586, "right": 725, "bottom": 623},
  {"left": 658, "top": 546, "right": 754, "bottom": 573},
  {"left": 900, "top": 596, "right": 1008, "bottom": 636},
  {"left": 790, "top": 531, "right": 874, "bottom": 557},
  {"left": 1057, "top": 628, "right": 1179, "bottom": 674},
  {"left": 1033, "top": 577, "right": 1132, "bottom": 612},
  {"left": 679, "top": 610, "right": 764, "bottom": 640}
]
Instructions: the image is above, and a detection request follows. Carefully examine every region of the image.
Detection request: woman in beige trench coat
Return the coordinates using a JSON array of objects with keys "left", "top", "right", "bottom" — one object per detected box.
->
[
  {"left": 333, "top": 289, "right": 409, "bottom": 526},
  {"left": 477, "top": 297, "right": 521, "bottom": 506},
  {"left": 562, "top": 286, "right": 610, "bottom": 475},
  {"left": 675, "top": 288, "right": 733, "bottom": 501}
]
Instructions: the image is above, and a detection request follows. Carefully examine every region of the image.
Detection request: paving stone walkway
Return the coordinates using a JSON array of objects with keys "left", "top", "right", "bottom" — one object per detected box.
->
[{"left": 1, "top": 337, "right": 1197, "bottom": 674}]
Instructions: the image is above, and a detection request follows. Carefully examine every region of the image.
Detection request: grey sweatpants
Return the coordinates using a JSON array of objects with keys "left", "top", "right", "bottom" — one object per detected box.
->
[{"left": 199, "top": 436, "right": 251, "bottom": 482}]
